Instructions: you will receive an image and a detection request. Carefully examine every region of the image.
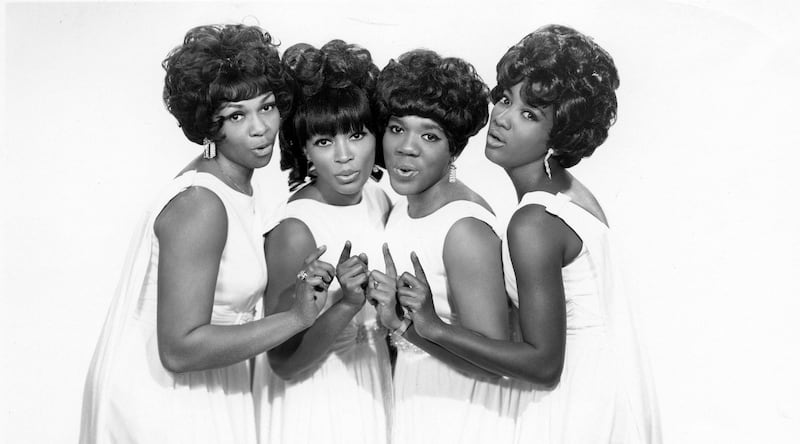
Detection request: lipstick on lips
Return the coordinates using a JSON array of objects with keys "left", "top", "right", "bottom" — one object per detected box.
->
[
  {"left": 486, "top": 128, "right": 505, "bottom": 148},
  {"left": 253, "top": 143, "right": 273, "bottom": 156},
  {"left": 391, "top": 164, "right": 418, "bottom": 179},
  {"left": 335, "top": 169, "right": 360, "bottom": 183}
]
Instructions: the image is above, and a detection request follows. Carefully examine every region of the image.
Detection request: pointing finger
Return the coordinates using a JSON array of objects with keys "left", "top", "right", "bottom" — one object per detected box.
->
[
  {"left": 383, "top": 243, "right": 397, "bottom": 279},
  {"left": 410, "top": 252, "right": 429, "bottom": 285},
  {"left": 338, "top": 240, "right": 352, "bottom": 265}
]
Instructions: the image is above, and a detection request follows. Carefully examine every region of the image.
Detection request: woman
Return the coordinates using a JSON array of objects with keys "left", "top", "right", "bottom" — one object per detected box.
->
[
  {"left": 253, "top": 40, "right": 393, "bottom": 444},
  {"left": 367, "top": 49, "right": 518, "bottom": 444},
  {"left": 397, "top": 25, "right": 661, "bottom": 443},
  {"left": 79, "top": 25, "right": 334, "bottom": 444}
]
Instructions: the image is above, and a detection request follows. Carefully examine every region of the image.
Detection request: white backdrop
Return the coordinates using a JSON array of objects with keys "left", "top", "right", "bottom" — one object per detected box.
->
[{"left": 2, "top": 1, "right": 799, "bottom": 442}]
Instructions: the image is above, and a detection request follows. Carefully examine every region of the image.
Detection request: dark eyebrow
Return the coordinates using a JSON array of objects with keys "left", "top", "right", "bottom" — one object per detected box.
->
[
  {"left": 219, "top": 93, "right": 277, "bottom": 111},
  {"left": 420, "top": 122, "right": 444, "bottom": 132}
]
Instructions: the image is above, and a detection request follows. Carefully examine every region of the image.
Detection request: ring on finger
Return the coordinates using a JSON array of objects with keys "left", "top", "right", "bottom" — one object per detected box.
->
[
  {"left": 373, "top": 280, "right": 380, "bottom": 289},
  {"left": 297, "top": 270, "right": 309, "bottom": 281}
]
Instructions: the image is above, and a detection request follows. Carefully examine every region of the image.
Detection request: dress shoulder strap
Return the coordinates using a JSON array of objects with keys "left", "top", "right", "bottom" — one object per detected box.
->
[
  {"left": 518, "top": 191, "right": 606, "bottom": 237},
  {"left": 437, "top": 200, "right": 500, "bottom": 236}
]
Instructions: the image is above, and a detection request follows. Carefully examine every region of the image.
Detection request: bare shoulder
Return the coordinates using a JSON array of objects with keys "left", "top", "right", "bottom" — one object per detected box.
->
[
  {"left": 154, "top": 186, "right": 227, "bottom": 239},
  {"left": 507, "top": 203, "right": 562, "bottom": 243},
  {"left": 267, "top": 217, "right": 315, "bottom": 250},
  {"left": 447, "top": 216, "right": 499, "bottom": 249}
]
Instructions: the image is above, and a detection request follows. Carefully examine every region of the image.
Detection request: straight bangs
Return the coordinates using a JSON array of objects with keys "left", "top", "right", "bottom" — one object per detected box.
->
[{"left": 294, "top": 88, "right": 375, "bottom": 144}]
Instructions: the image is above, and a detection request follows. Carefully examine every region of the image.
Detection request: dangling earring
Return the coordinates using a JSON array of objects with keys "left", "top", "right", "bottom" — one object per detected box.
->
[
  {"left": 544, "top": 148, "right": 554, "bottom": 180},
  {"left": 372, "top": 165, "right": 380, "bottom": 174},
  {"left": 203, "top": 138, "right": 216, "bottom": 159},
  {"left": 448, "top": 163, "right": 457, "bottom": 183}
]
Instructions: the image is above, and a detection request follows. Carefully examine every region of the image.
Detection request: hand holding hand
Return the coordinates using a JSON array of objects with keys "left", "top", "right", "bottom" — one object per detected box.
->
[
  {"left": 367, "top": 243, "right": 402, "bottom": 330},
  {"left": 397, "top": 252, "right": 443, "bottom": 339},
  {"left": 336, "top": 241, "right": 369, "bottom": 310},
  {"left": 292, "top": 245, "right": 335, "bottom": 327}
]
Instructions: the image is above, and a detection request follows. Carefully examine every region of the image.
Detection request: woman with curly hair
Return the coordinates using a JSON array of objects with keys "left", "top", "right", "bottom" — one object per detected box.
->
[
  {"left": 366, "top": 49, "right": 517, "bottom": 444},
  {"left": 399, "top": 25, "right": 661, "bottom": 443},
  {"left": 253, "top": 40, "right": 393, "bottom": 444},
  {"left": 79, "top": 25, "right": 335, "bottom": 444}
]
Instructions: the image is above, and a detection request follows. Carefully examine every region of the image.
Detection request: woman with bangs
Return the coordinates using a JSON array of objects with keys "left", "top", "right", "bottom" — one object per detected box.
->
[
  {"left": 398, "top": 25, "right": 661, "bottom": 443},
  {"left": 366, "top": 49, "right": 518, "bottom": 444},
  {"left": 79, "top": 25, "right": 334, "bottom": 444},
  {"left": 253, "top": 40, "right": 392, "bottom": 444}
]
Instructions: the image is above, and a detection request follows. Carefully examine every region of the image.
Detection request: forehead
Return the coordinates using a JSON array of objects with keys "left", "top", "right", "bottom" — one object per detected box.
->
[
  {"left": 389, "top": 115, "right": 444, "bottom": 133},
  {"left": 216, "top": 92, "right": 274, "bottom": 112}
]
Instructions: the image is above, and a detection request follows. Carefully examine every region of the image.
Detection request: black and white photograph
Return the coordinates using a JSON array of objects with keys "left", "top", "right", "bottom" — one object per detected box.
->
[{"left": 2, "top": 1, "right": 799, "bottom": 442}]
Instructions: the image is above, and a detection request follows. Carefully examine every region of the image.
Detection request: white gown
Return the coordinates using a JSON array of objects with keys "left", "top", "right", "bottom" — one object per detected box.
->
[
  {"left": 80, "top": 171, "right": 269, "bottom": 444},
  {"left": 385, "top": 198, "right": 519, "bottom": 444},
  {"left": 503, "top": 191, "right": 661, "bottom": 443},
  {"left": 253, "top": 181, "right": 393, "bottom": 444}
]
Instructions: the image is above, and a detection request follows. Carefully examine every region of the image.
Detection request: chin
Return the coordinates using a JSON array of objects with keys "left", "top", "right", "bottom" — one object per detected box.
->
[
  {"left": 388, "top": 179, "right": 418, "bottom": 196},
  {"left": 484, "top": 146, "right": 503, "bottom": 166},
  {"left": 252, "top": 154, "right": 273, "bottom": 169}
]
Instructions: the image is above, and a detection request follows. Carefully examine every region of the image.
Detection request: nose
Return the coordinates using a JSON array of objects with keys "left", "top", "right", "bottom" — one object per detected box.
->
[
  {"left": 491, "top": 106, "right": 511, "bottom": 130},
  {"left": 334, "top": 139, "right": 354, "bottom": 163},
  {"left": 250, "top": 114, "right": 269, "bottom": 137},
  {"left": 395, "top": 134, "right": 420, "bottom": 157}
]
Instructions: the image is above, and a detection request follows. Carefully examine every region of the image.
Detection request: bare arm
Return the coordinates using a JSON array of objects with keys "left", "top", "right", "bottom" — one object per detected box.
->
[
  {"left": 264, "top": 219, "right": 365, "bottom": 380},
  {"left": 155, "top": 188, "right": 323, "bottom": 373},
  {"left": 394, "top": 219, "right": 510, "bottom": 381},
  {"left": 408, "top": 206, "right": 569, "bottom": 385}
]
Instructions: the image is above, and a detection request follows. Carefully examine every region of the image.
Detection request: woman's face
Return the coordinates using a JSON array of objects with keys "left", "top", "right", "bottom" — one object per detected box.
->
[
  {"left": 214, "top": 92, "right": 280, "bottom": 170},
  {"left": 305, "top": 127, "right": 376, "bottom": 205},
  {"left": 382, "top": 115, "right": 451, "bottom": 197},
  {"left": 484, "top": 82, "right": 554, "bottom": 169}
]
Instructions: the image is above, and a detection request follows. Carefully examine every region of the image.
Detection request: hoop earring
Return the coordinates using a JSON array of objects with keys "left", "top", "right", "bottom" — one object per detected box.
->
[
  {"left": 448, "top": 163, "right": 457, "bottom": 183},
  {"left": 203, "top": 138, "right": 216, "bottom": 159},
  {"left": 544, "top": 148, "right": 554, "bottom": 180}
]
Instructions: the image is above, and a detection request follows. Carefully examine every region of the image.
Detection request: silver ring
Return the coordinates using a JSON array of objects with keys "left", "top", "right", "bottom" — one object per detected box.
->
[
  {"left": 297, "top": 270, "right": 309, "bottom": 281},
  {"left": 373, "top": 280, "right": 380, "bottom": 289}
]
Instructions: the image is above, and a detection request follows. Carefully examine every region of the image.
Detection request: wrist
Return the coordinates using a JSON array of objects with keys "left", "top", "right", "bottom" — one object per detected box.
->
[
  {"left": 391, "top": 317, "right": 412, "bottom": 337},
  {"left": 420, "top": 318, "right": 445, "bottom": 341},
  {"left": 337, "top": 297, "right": 364, "bottom": 313},
  {"left": 289, "top": 308, "right": 314, "bottom": 330}
]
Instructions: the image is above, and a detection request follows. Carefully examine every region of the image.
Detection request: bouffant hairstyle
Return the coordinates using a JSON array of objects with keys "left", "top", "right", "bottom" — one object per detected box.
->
[
  {"left": 279, "top": 40, "right": 381, "bottom": 189},
  {"left": 492, "top": 24, "right": 620, "bottom": 168},
  {"left": 162, "top": 24, "right": 294, "bottom": 145},
  {"left": 375, "top": 49, "right": 490, "bottom": 158}
]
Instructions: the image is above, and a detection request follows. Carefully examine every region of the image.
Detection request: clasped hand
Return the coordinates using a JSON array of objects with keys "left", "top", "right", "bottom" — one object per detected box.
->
[
  {"left": 366, "top": 244, "right": 443, "bottom": 338},
  {"left": 335, "top": 240, "right": 370, "bottom": 309}
]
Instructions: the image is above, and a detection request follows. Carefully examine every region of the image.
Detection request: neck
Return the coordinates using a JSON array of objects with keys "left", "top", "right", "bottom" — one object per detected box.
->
[
  {"left": 213, "top": 157, "right": 253, "bottom": 194},
  {"left": 314, "top": 182, "right": 363, "bottom": 207},
  {"left": 506, "top": 160, "right": 569, "bottom": 202},
  {"left": 406, "top": 174, "right": 453, "bottom": 218}
]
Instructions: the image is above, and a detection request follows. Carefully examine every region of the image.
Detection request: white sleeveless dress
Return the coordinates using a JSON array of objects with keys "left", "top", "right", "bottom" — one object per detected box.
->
[
  {"left": 253, "top": 181, "right": 393, "bottom": 444},
  {"left": 503, "top": 191, "right": 661, "bottom": 444},
  {"left": 80, "top": 171, "right": 269, "bottom": 444},
  {"left": 386, "top": 198, "right": 519, "bottom": 444}
]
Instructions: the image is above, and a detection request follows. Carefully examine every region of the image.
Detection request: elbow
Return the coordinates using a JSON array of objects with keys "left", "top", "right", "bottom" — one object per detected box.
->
[
  {"left": 159, "top": 348, "right": 191, "bottom": 374},
  {"left": 519, "top": 360, "right": 563, "bottom": 387},
  {"left": 536, "top": 365, "right": 563, "bottom": 387},
  {"left": 481, "top": 373, "right": 503, "bottom": 383},
  {"left": 267, "top": 352, "right": 299, "bottom": 381},
  {"left": 158, "top": 342, "right": 198, "bottom": 373}
]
